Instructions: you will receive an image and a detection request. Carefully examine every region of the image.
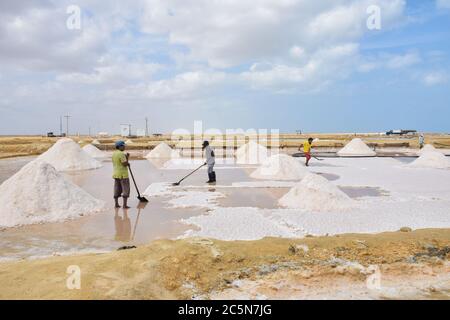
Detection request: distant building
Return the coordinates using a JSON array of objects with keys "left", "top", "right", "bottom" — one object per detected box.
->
[
  {"left": 136, "top": 129, "right": 146, "bottom": 137},
  {"left": 120, "top": 124, "right": 131, "bottom": 137}
]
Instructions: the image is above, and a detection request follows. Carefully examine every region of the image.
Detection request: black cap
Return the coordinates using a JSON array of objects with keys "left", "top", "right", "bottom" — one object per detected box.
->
[{"left": 202, "top": 141, "right": 209, "bottom": 147}]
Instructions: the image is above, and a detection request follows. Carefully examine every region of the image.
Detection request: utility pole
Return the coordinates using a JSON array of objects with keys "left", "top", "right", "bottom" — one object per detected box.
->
[
  {"left": 64, "top": 115, "right": 71, "bottom": 137},
  {"left": 60, "top": 116, "right": 63, "bottom": 136},
  {"left": 145, "top": 117, "right": 149, "bottom": 137}
]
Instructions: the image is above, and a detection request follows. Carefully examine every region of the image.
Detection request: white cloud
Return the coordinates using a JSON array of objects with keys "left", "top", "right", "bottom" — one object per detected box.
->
[
  {"left": 437, "top": 0, "right": 450, "bottom": 9},
  {"left": 386, "top": 52, "right": 421, "bottom": 69},
  {"left": 56, "top": 60, "right": 162, "bottom": 86},
  {"left": 140, "top": 0, "right": 405, "bottom": 68},
  {"left": 241, "top": 43, "right": 359, "bottom": 92},
  {"left": 289, "top": 46, "right": 305, "bottom": 59},
  {"left": 423, "top": 72, "right": 448, "bottom": 86},
  {"left": 357, "top": 51, "right": 423, "bottom": 72}
]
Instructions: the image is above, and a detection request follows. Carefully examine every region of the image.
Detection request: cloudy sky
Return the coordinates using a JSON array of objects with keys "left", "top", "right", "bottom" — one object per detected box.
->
[{"left": 1, "top": 0, "right": 449, "bottom": 135}]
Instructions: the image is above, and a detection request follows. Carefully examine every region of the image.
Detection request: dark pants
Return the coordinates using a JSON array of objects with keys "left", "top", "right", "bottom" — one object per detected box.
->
[{"left": 114, "top": 178, "right": 130, "bottom": 199}]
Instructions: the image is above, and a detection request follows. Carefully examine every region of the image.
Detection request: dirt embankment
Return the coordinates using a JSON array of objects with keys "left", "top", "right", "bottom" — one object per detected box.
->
[{"left": 0, "top": 228, "right": 449, "bottom": 299}]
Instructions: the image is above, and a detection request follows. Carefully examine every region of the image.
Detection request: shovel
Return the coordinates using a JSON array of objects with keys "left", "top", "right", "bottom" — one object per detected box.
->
[
  {"left": 128, "top": 164, "right": 149, "bottom": 202},
  {"left": 172, "top": 163, "right": 206, "bottom": 186}
]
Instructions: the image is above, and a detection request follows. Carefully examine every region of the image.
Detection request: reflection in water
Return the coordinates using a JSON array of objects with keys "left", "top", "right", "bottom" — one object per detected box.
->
[
  {"left": 114, "top": 202, "right": 148, "bottom": 242},
  {"left": 114, "top": 208, "right": 131, "bottom": 242},
  {"left": 131, "top": 202, "right": 148, "bottom": 241}
]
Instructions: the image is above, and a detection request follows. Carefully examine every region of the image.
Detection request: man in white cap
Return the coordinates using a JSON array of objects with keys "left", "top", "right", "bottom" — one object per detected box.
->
[{"left": 202, "top": 140, "right": 216, "bottom": 183}]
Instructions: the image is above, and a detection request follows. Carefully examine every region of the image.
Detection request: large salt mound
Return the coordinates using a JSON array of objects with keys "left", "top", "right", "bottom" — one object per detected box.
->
[
  {"left": 409, "top": 151, "right": 450, "bottom": 169},
  {"left": 279, "top": 173, "right": 354, "bottom": 212},
  {"left": 82, "top": 144, "right": 107, "bottom": 159},
  {"left": 37, "top": 138, "right": 102, "bottom": 171},
  {"left": 337, "top": 138, "right": 376, "bottom": 157},
  {"left": 235, "top": 141, "right": 268, "bottom": 164},
  {"left": 0, "top": 161, "right": 106, "bottom": 227},
  {"left": 250, "top": 154, "right": 308, "bottom": 180},
  {"left": 145, "top": 142, "right": 179, "bottom": 159}
]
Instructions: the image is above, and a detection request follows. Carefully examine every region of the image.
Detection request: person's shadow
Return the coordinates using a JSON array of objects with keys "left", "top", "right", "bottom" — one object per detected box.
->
[{"left": 114, "top": 207, "right": 131, "bottom": 242}]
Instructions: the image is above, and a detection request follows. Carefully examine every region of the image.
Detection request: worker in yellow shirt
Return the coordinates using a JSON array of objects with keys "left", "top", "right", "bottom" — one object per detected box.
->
[
  {"left": 303, "top": 137, "right": 314, "bottom": 166},
  {"left": 112, "top": 140, "right": 130, "bottom": 208}
]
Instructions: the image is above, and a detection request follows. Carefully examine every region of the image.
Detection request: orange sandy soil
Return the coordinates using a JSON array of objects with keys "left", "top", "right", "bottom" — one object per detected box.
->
[{"left": 0, "top": 228, "right": 448, "bottom": 299}]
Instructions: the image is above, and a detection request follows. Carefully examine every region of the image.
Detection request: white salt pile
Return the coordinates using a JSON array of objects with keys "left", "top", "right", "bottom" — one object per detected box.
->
[
  {"left": 235, "top": 141, "right": 268, "bottom": 164},
  {"left": 162, "top": 158, "right": 204, "bottom": 170},
  {"left": 418, "top": 144, "right": 435, "bottom": 154},
  {"left": 125, "top": 139, "right": 134, "bottom": 145},
  {"left": 78, "top": 140, "right": 84, "bottom": 144},
  {"left": 417, "top": 144, "right": 445, "bottom": 156},
  {"left": 0, "top": 160, "right": 105, "bottom": 228},
  {"left": 91, "top": 139, "right": 100, "bottom": 145},
  {"left": 37, "top": 138, "right": 102, "bottom": 171},
  {"left": 250, "top": 154, "right": 308, "bottom": 180},
  {"left": 145, "top": 142, "right": 179, "bottom": 159},
  {"left": 82, "top": 144, "right": 107, "bottom": 159},
  {"left": 409, "top": 151, "right": 450, "bottom": 169},
  {"left": 279, "top": 173, "right": 354, "bottom": 212},
  {"left": 337, "top": 138, "right": 376, "bottom": 157}
]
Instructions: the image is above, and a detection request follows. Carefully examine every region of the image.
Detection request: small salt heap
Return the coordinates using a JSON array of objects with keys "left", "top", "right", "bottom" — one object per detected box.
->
[
  {"left": 251, "top": 154, "right": 308, "bottom": 180},
  {"left": 409, "top": 150, "right": 450, "bottom": 169},
  {"left": 145, "top": 142, "right": 179, "bottom": 159},
  {"left": 125, "top": 139, "right": 134, "bottom": 145},
  {"left": 91, "top": 139, "right": 100, "bottom": 145},
  {"left": 82, "top": 144, "right": 107, "bottom": 159},
  {"left": 0, "top": 160, "right": 105, "bottom": 227},
  {"left": 235, "top": 141, "right": 268, "bottom": 164},
  {"left": 337, "top": 138, "right": 376, "bottom": 157},
  {"left": 37, "top": 138, "right": 102, "bottom": 171},
  {"left": 417, "top": 144, "right": 444, "bottom": 156},
  {"left": 279, "top": 173, "right": 354, "bottom": 211}
]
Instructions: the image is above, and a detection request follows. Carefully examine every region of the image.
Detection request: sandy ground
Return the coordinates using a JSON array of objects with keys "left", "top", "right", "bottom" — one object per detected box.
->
[{"left": 0, "top": 229, "right": 448, "bottom": 299}]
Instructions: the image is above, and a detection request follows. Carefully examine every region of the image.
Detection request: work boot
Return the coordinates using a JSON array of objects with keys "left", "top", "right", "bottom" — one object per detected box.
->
[
  {"left": 210, "top": 171, "right": 216, "bottom": 183},
  {"left": 206, "top": 173, "right": 213, "bottom": 183}
]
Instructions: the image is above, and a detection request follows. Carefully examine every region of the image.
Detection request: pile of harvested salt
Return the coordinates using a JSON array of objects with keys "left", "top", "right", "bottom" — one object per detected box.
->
[
  {"left": 37, "top": 138, "right": 102, "bottom": 171},
  {"left": 125, "top": 139, "right": 134, "bottom": 145},
  {"left": 337, "top": 138, "right": 376, "bottom": 157},
  {"left": 409, "top": 150, "right": 450, "bottom": 169},
  {"left": 91, "top": 139, "right": 100, "bottom": 145},
  {"left": 82, "top": 144, "right": 107, "bottom": 159},
  {"left": 145, "top": 142, "right": 179, "bottom": 159},
  {"left": 417, "top": 144, "right": 444, "bottom": 156},
  {"left": 235, "top": 141, "right": 268, "bottom": 164},
  {"left": 250, "top": 154, "right": 308, "bottom": 180},
  {"left": 279, "top": 173, "right": 354, "bottom": 211},
  {"left": 0, "top": 161, "right": 105, "bottom": 227},
  {"left": 162, "top": 158, "right": 204, "bottom": 169}
]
